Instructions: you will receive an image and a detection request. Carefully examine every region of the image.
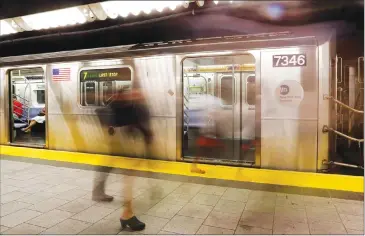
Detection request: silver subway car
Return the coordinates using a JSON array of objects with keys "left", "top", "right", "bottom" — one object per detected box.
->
[{"left": 0, "top": 30, "right": 338, "bottom": 173}]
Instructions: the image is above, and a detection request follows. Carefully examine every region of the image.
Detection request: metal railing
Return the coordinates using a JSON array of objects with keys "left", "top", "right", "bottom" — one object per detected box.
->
[
  {"left": 324, "top": 55, "right": 364, "bottom": 170},
  {"left": 324, "top": 95, "right": 364, "bottom": 114},
  {"left": 12, "top": 96, "right": 31, "bottom": 124},
  {"left": 14, "top": 76, "right": 32, "bottom": 122},
  {"left": 322, "top": 125, "right": 363, "bottom": 143},
  {"left": 358, "top": 57, "right": 364, "bottom": 83},
  {"left": 183, "top": 73, "right": 190, "bottom": 136},
  {"left": 322, "top": 160, "right": 364, "bottom": 170},
  {"left": 322, "top": 124, "right": 364, "bottom": 170},
  {"left": 348, "top": 88, "right": 364, "bottom": 136}
]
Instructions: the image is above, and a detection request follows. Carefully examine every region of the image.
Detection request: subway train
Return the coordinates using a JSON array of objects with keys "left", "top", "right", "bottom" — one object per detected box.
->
[{"left": 0, "top": 27, "right": 361, "bottom": 174}]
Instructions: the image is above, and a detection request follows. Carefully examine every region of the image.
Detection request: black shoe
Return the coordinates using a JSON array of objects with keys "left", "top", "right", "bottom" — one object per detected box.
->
[
  {"left": 120, "top": 216, "right": 145, "bottom": 231},
  {"left": 92, "top": 194, "right": 114, "bottom": 202}
]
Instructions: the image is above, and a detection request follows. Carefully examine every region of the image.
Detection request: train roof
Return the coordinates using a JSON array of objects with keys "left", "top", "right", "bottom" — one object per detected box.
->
[{"left": 0, "top": 22, "right": 339, "bottom": 67}]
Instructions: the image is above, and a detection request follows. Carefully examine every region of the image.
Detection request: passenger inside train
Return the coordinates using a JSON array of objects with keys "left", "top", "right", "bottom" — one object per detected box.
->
[
  {"left": 12, "top": 94, "right": 23, "bottom": 120},
  {"left": 21, "top": 107, "right": 46, "bottom": 133}
]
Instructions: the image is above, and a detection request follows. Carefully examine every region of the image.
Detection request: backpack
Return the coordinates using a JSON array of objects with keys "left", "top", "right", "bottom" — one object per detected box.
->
[{"left": 95, "top": 96, "right": 151, "bottom": 128}]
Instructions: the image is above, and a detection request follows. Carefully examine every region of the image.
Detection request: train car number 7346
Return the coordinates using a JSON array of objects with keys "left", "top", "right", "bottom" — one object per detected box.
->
[{"left": 273, "top": 54, "right": 306, "bottom": 67}]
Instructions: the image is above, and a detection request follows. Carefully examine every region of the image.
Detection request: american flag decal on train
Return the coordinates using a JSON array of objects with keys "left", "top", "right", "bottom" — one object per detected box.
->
[{"left": 52, "top": 68, "right": 71, "bottom": 81}]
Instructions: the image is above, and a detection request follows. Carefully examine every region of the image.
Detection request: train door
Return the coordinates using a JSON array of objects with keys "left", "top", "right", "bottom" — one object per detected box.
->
[
  {"left": 182, "top": 54, "right": 258, "bottom": 166},
  {"left": 8, "top": 67, "right": 47, "bottom": 147},
  {"left": 215, "top": 72, "right": 256, "bottom": 163}
]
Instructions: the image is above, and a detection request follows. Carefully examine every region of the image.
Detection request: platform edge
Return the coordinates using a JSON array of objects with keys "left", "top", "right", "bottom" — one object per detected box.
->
[{"left": 0, "top": 145, "right": 363, "bottom": 193}]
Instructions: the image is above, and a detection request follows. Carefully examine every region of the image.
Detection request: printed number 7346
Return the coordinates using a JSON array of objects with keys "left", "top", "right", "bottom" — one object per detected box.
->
[{"left": 273, "top": 54, "right": 306, "bottom": 67}]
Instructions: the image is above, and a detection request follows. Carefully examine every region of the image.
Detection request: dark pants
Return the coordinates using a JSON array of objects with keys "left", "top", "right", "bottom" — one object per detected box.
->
[
  {"left": 126, "top": 123, "right": 153, "bottom": 145},
  {"left": 92, "top": 166, "right": 113, "bottom": 196},
  {"left": 92, "top": 124, "right": 153, "bottom": 196}
]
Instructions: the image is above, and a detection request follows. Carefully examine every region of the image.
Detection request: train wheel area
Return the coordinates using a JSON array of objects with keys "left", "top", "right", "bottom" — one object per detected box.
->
[{"left": 0, "top": 150, "right": 363, "bottom": 235}]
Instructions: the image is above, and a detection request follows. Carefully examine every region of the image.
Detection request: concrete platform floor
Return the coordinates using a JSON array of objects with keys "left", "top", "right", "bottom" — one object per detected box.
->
[{"left": 0, "top": 159, "right": 363, "bottom": 235}]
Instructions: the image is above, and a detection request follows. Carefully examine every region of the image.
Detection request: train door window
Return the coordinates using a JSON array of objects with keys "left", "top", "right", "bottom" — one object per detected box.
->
[
  {"left": 220, "top": 75, "right": 234, "bottom": 106},
  {"left": 8, "top": 67, "right": 46, "bottom": 147},
  {"left": 246, "top": 75, "right": 256, "bottom": 106},
  {"left": 79, "top": 67, "right": 132, "bottom": 107},
  {"left": 189, "top": 78, "right": 207, "bottom": 96},
  {"left": 36, "top": 90, "right": 45, "bottom": 104}
]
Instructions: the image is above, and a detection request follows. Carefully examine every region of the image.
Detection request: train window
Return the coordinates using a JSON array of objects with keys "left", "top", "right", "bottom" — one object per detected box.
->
[
  {"left": 189, "top": 86, "right": 204, "bottom": 94},
  {"left": 246, "top": 75, "right": 256, "bottom": 106},
  {"left": 36, "top": 90, "right": 45, "bottom": 104},
  {"left": 102, "top": 81, "right": 113, "bottom": 105},
  {"left": 188, "top": 76, "right": 207, "bottom": 96},
  {"left": 220, "top": 76, "right": 234, "bottom": 106},
  {"left": 85, "top": 82, "right": 97, "bottom": 106},
  {"left": 79, "top": 67, "right": 132, "bottom": 107}
]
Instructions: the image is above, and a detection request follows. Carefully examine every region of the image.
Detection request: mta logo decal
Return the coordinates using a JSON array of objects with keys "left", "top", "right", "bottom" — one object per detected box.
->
[{"left": 280, "top": 85, "right": 289, "bottom": 95}]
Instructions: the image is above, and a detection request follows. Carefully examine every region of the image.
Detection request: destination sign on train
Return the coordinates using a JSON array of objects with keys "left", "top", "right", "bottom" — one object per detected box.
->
[{"left": 80, "top": 68, "right": 131, "bottom": 81}]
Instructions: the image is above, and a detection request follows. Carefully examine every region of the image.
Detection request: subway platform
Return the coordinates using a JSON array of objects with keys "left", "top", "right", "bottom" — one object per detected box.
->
[{"left": 0, "top": 157, "right": 364, "bottom": 235}]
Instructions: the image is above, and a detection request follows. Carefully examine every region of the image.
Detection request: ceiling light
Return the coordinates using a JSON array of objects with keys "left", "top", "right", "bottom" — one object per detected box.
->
[
  {"left": 0, "top": 20, "right": 17, "bottom": 35},
  {"left": 22, "top": 7, "right": 86, "bottom": 30},
  {"left": 100, "top": 1, "right": 184, "bottom": 18}
]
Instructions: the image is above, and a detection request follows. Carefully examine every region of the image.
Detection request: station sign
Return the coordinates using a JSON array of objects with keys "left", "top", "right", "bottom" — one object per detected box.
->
[{"left": 80, "top": 68, "right": 131, "bottom": 81}]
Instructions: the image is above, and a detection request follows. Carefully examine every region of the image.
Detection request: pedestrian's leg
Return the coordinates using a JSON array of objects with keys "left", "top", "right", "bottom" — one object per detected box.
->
[
  {"left": 92, "top": 166, "right": 114, "bottom": 201},
  {"left": 191, "top": 136, "right": 206, "bottom": 174},
  {"left": 21, "top": 120, "right": 37, "bottom": 133},
  {"left": 191, "top": 154, "right": 206, "bottom": 174},
  {"left": 138, "top": 124, "right": 153, "bottom": 157},
  {"left": 191, "top": 159, "right": 206, "bottom": 174},
  {"left": 120, "top": 174, "right": 145, "bottom": 231},
  {"left": 121, "top": 175, "right": 134, "bottom": 219}
]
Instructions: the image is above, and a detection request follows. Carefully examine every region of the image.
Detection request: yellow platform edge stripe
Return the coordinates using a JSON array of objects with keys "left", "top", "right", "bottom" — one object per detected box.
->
[{"left": 0, "top": 145, "right": 363, "bottom": 193}]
